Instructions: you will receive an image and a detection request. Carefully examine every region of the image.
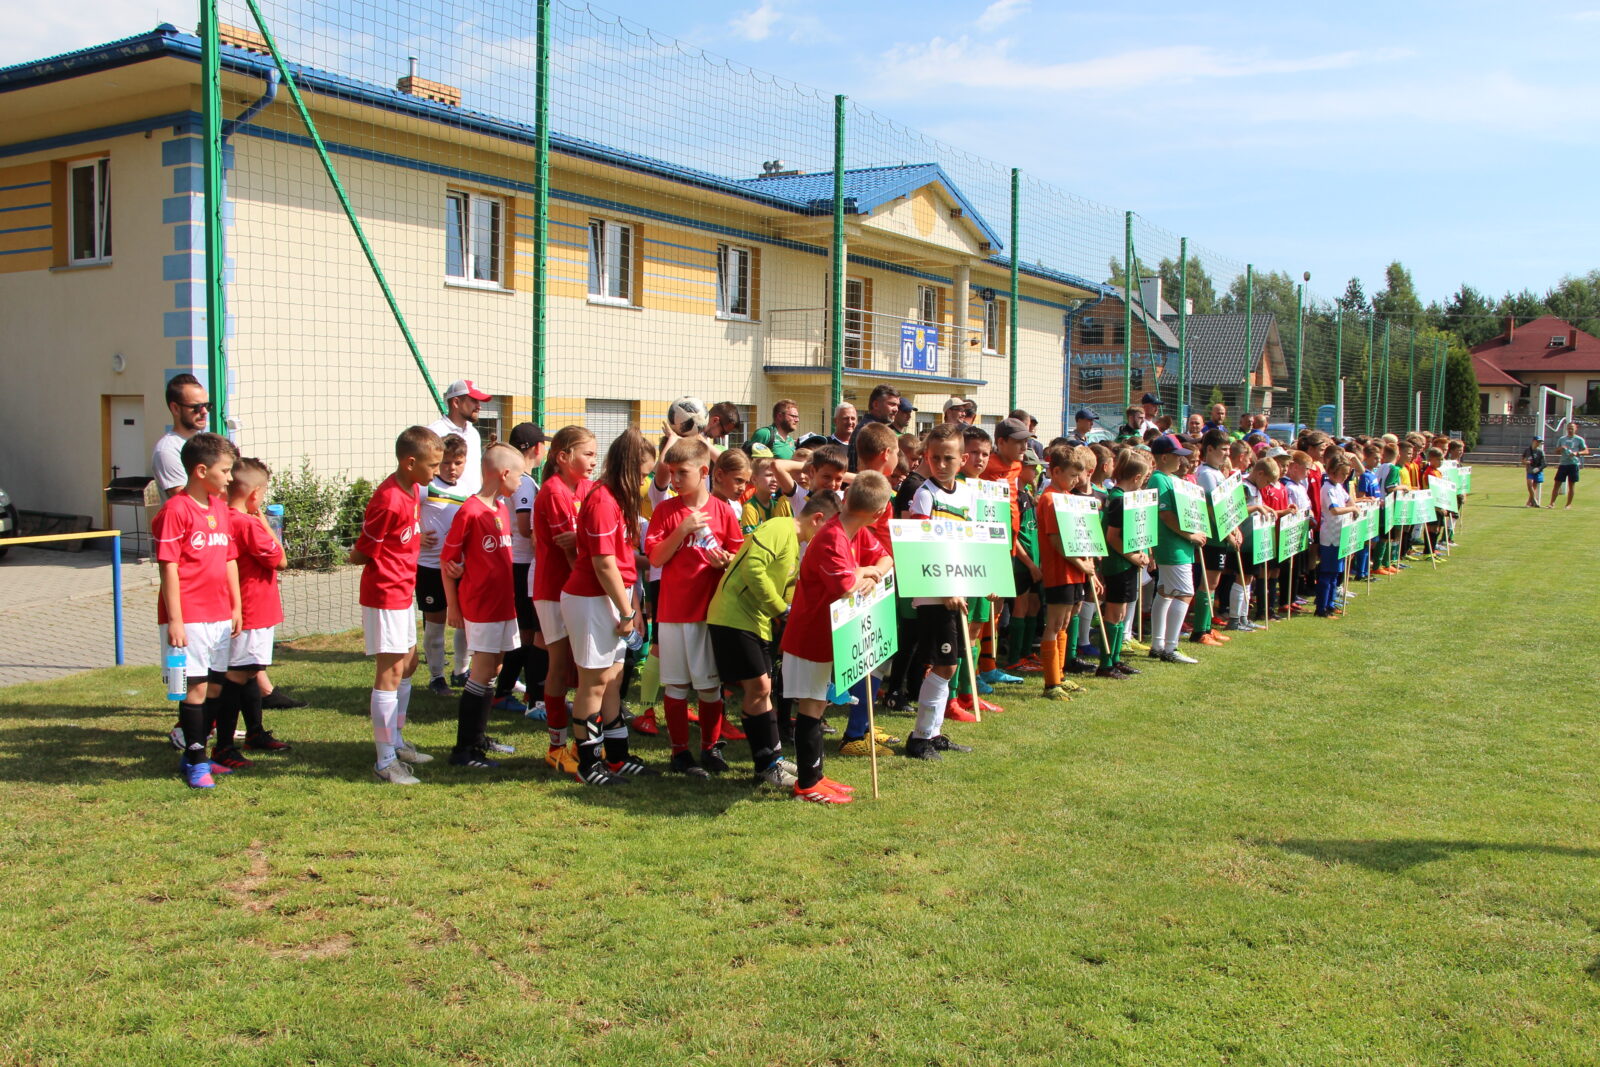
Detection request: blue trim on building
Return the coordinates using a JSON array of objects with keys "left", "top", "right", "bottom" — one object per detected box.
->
[
  {"left": 0, "top": 201, "right": 49, "bottom": 214},
  {"left": 0, "top": 244, "right": 50, "bottom": 256},
  {"left": 763, "top": 365, "right": 987, "bottom": 388},
  {"left": 0, "top": 223, "right": 48, "bottom": 235}
]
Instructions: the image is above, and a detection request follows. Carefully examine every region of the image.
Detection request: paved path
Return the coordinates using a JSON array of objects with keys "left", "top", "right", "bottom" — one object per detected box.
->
[{"left": 0, "top": 546, "right": 360, "bottom": 687}]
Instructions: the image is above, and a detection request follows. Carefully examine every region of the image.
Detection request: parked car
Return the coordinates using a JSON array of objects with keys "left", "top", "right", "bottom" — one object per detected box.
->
[
  {"left": 1267, "top": 422, "right": 1307, "bottom": 443},
  {"left": 0, "top": 482, "right": 18, "bottom": 559}
]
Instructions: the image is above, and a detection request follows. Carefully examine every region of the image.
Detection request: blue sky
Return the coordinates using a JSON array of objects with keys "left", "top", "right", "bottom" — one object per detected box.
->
[{"left": 9, "top": 0, "right": 1600, "bottom": 305}]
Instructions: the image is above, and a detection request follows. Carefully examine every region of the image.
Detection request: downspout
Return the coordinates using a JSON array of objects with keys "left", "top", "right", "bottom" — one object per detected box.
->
[
  {"left": 1061, "top": 285, "right": 1112, "bottom": 435},
  {"left": 222, "top": 68, "right": 281, "bottom": 141}
]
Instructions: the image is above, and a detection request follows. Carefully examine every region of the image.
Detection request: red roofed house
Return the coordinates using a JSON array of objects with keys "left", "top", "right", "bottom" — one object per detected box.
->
[{"left": 1471, "top": 316, "right": 1600, "bottom": 417}]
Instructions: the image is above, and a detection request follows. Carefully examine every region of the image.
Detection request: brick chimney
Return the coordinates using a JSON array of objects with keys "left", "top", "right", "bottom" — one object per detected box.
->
[
  {"left": 397, "top": 57, "right": 461, "bottom": 107},
  {"left": 1504, "top": 315, "right": 1515, "bottom": 343},
  {"left": 1570, "top": 328, "right": 1579, "bottom": 350},
  {"left": 216, "top": 23, "right": 271, "bottom": 54}
]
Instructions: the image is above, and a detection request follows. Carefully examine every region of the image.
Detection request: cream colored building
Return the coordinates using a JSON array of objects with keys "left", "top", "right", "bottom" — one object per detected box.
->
[{"left": 0, "top": 25, "right": 1112, "bottom": 528}]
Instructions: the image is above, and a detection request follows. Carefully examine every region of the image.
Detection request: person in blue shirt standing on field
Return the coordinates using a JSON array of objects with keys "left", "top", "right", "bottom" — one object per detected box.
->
[{"left": 1551, "top": 422, "right": 1589, "bottom": 510}]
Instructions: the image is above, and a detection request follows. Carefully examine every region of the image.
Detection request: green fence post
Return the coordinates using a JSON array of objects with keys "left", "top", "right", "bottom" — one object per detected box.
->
[
  {"left": 1292, "top": 281, "right": 1305, "bottom": 431},
  {"left": 1380, "top": 321, "right": 1392, "bottom": 434},
  {"left": 1438, "top": 340, "right": 1450, "bottom": 432},
  {"left": 1334, "top": 307, "right": 1343, "bottom": 435},
  {"left": 1364, "top": 314, "right": 1376, "bottom": 435},
  {"left": 531, "top": 0, "right": 551, "bottom": 425},
  {"left": 1406, "top": 329, "right": 1417, "bottom": 432},
  {"left": 200, "top": 0, "right": 227, "bottom": 428},
  {"left": 1008, "top": 168, "right": 1019, "bottom": 412},
  {"left": 1178, "top": 238, "right": 1189, "bottom": 417},
  {"left": 1241, "top": 263, "right": 1254, "bottom": 416},
  {"left": 1122, "top": 211, "right": 1134, "bottom": 409},
  {"left": 830, "top": 94, "right": 846, "bottom": 413}
]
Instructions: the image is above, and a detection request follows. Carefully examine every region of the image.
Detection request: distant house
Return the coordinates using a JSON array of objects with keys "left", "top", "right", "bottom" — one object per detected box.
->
[
  {"left": 1470, "top": 316, "right": 1600, "bottom": 417},
  {"left": 1065, "top": 283, "right": 1179, "bottom": 413},
  {"left": 1160, "top": 309, "right": 1287, "bottom": 416}
]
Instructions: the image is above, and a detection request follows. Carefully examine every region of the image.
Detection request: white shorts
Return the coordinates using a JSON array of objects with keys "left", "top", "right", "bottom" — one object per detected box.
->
[
  {"left": 160, "top": 620, "right": 233, "bottom": 679},
  {"left": 560, "top": 593, "right": 624, "bottom": 670},
  {"left": 781, "top": 651, "right": 833, "bottom": 703},
  {"left": 363, "top": 606, "right": 417, "bottom": 656},
  {"left": 533, "top": 599, "right": 567, "bottom": 643},
  {"left": 465, "top": 618, "right": 521, "bottom": 655},
  {"left": 656, "top": 620, "right": 720, "bottom": 691},
  {"left": 230, "top": 626, "right": 276, "bottom": 668},
  {"left": 1156, "top": 563, "right": 1195, "bottom": 598}
]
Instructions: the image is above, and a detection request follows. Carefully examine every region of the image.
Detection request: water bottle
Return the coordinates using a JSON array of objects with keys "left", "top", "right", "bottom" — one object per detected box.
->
[
  {"left": 623, "top": 628, "right": 645, "bottom": 653},
  {"left": 164, "top": 649, "right": 187, "bottom": 702},
  {"left": 264, "top": 503, "right": 285, "bottom": 541},
  {"left": 691, "top": 527, "right": 722, "bottom": 554}
]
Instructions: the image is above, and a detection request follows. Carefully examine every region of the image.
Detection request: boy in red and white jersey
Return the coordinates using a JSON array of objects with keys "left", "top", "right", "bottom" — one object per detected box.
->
[
  {"left": 442, "top": 443, "right": 524, "bottom": 770},
  {"left": 153, "top": 431, "right": 240, "bottom": 789},
  {"left": 352, "top": 426, "right": 442, "bottom": 785}
]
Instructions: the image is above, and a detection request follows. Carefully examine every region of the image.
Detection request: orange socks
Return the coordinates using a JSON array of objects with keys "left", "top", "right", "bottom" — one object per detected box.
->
[{"left": 1041, "top": 635, "right": 1062, "bottom": 688}]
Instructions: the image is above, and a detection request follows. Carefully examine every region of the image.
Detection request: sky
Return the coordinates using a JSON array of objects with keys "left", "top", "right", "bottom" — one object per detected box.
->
[{"left": 7, "top": 0, "right": 1600, "bottom": 306}]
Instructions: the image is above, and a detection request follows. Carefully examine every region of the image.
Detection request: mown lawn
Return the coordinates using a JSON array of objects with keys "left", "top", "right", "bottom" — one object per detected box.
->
[{"left": 1, "top": 465, "right": 1597, "bottom": 1065}]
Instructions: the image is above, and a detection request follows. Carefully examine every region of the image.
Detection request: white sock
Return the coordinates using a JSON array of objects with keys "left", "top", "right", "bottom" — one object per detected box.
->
[
  {"left": 914, "top": 671, "right": 950, "bottom": 739},
  {"left": 452, "top": 628, "right": 468, "bottom": 673},
  {"left": 1165, "top": 598, "right": 1190, "bottom": 650},
  {"left": 1237, "top": 584, "right": 1251, "bottom": 620},
  {"left": 1077, "top": 601, "right": 1097, "bottom": 643},
  {"left": 371, "top": 688, "right": 398, "bottom": 769},
  {"left": 395, "top": 679, "right": 413, "bottom": 746},
  {"left": 424, "top": 621, "right": 446, "bottom": 680},
  {"left": 1150, "top": 595, "right": 1171, "bottom": 651}
]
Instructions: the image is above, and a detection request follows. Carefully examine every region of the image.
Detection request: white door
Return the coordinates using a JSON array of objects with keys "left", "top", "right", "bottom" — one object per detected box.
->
[{"left": 108, "top": 396, "right": 145, "bottom": 549}]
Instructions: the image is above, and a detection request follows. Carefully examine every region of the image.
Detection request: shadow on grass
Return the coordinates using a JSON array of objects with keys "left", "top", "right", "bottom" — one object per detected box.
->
[{"left": 1264, "top": 837, "right": 1600, "bottom": 873}]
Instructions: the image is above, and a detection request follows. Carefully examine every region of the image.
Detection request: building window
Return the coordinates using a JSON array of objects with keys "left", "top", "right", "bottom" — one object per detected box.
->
[
  {"left": 68, "top": 158, "right": 112, "bottom": 264},
  {"left": 1079, "top": 366, "right": 1104, "bottom": 393},
  {"left": 917, "top": 285, "right": 940, "bottom": 326},
  {"left": 1130, "top": 368, "right": 1144, "bottom": 391},
  {"left": 983, "top": 298, "right": 1005, "bottom": 355},
  {"left": 717, "top": 244, "right": 752, "bottom": 319},
  {"left": 1078, "top": 318, "right": 1105, "bottom": 346},
  {"left": 445, "top": 190, "right": 502, "bottom": 286},
  {"left": 588, "top": 219, "right": 633, "bottom": 304},
  {"left": 586, "top": 399, "right": 632, "bottom": 456},
  {"left": 1112, "top": 321, "right": 1127, "bottom": 346}
]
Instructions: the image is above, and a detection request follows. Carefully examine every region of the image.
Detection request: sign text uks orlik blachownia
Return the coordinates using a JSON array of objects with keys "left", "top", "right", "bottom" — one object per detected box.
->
[
  {"left": 830, "top": 569, "right": 898, "bottom": 691},
  {"left": 888, "top": 519, "right": 1017, "bottom": 598}
]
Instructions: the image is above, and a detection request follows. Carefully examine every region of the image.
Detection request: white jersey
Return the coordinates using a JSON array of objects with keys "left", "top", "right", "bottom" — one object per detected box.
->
[
  {"left": 511, "top": 473, "right": 537, "bottom": 566},
  {"left": 428, "top": 416, "right": 482, "bottom": 497},
  {"left": 418, "top": 475, "right": 469, "bottom": 570},
  {"left": 907, "top": 478, "right": 975, "bottom": 606},
  {"left": 151, "top": 430, "right": 189, "bottom": 492}
]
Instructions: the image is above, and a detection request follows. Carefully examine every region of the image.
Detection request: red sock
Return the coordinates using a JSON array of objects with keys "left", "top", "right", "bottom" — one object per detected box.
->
[
  {"left": 698, "top": 699, "right": 724, "bottom": 749},
  {"left": 663, "top": 696, "right": 691, "bottom": 753},
  {"left": 544, "top": 691, "right": 569, "bottom": 730}
]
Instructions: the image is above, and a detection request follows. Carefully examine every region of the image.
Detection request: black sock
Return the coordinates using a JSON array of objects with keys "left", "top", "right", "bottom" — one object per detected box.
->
[
  {"left": 179, "top": 700, "right": 208, "bottom": 763},
  {"left": 240, "top": 676, "right": 265, "bottom": 736},
  {"left": 577, "top": 715, "right": 605, "bottom": 772},
  {"left": 743, "top": 712, "right": 780, "bottom": 771},
  {"left": 602, "top": 719, "right": 629, "bottom": 764},
  {"left": 214, "top": 681, "right": 244, "bottom": 752},
  {"left": 523, "top": 642, "right": 548, "bottom": 695},
  {"left": 795, "top": 715, "right": 824, "bottom": 789},
  {"left": 457, "top": 679, "right": 489, "bottom": 751},
  {"left": 495, "top": 647, "right": 524, "bottom": 698},
  {"left": 202, "top": 694, "right": 223, "bottom": 745}
]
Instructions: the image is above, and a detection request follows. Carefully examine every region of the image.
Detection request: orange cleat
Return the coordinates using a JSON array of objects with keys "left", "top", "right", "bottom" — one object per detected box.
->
[
  {"left": 945, "top": 696, "right": 980, "bottom": 723},
  {"left": 817, "top": 776, "right": 856, "bottom": 794},
  {"left": 794, "top": 783, "right": 852, "bottom": 804},
  {"left": 1196, "top": 632, "right": 1226, "bottom": 647},
  {"left": 630, "top": 707, "right": 660, "bottom": 735}
]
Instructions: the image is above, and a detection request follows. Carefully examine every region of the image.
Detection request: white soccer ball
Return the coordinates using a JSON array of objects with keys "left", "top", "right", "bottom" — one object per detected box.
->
[{"left": 667, "top": 396, "right": 709, "bottom": 436}]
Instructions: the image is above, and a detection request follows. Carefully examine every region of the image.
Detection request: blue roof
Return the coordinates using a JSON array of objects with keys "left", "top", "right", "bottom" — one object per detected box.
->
[{"left": 735, "top": 163, "right": 1004, "bottom": 249}]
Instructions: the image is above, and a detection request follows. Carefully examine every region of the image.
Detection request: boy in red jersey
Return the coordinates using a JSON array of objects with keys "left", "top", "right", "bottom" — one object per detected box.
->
[
  {"left": 352, "top": 426, "right": 442, "bottom": 786},
  {"left": 531, "top": 426, "right": 598, "bottom": 775},
  {"left": 211, "top": 457, "right": 290, "bottom": 772},
  {"left": 442, "top": 443, "right": 524, "bottom": 770},
  {"left": 153, "top": 431, "right": 240, "bottom": 789},
  {"left": 645, "top": 438, "right": 745, "bottom": 776},
  {"left": 779, "top": 471, "right": 893, "bottom": 803}
]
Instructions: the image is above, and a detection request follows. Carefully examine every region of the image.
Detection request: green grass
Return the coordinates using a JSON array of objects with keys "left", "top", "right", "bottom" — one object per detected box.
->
[{"left": 2, "top": 465, "right": 1598, "bottom": 1065}]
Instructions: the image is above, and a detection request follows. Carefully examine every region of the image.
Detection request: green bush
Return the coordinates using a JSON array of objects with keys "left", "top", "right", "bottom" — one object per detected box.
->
[{"left": 268, "top": 458, "right": 366, "bottom": 572}]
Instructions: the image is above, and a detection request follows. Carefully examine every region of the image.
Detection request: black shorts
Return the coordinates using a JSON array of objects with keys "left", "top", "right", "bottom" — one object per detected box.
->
[
  {"left": 415, "top": 565, "right": 445, "bottom": 613},
  {"left": 1042, "top": 582, "right": 1085, "bottom": 606},
  {"left": 1202, "top": 544, "right": 1233, "bottom": 573},
  {"left": 915, "top": 605, "right": 964, "bottom": 667},
  {"left": 1011, "top": 556, "right": 1037, "bottom": 596},
  {"left": 708, "top": 623, "right": 771, "bottom": 684},
  {"left": 512, "top": 562, "right": 537, "bottom": 630},
  {"left": 1555, "top": 464, "right": 1580, "bottom": 485},
  {"left": 1101, "top": 568, "right": 1139, "bottom": 605}
]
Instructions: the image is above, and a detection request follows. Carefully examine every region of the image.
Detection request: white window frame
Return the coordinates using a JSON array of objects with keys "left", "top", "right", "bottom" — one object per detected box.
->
[
  {"left": 716, "top": 243, "right": 753, "bottom": 320},
  {"left": 917, "top": 285, "right": 940, "bottom": 326},
  {"left": 982, "top": 298, "right": 1003, "bottom": 355},
  {"left": 587, "top": 218, "right": 634, "bottom": 306},
  {"left": 68, "top": 158, "right": 112, "bottom": 265},
  {"left": 444, "top": 189, "right": 505, "bottom": 289}
]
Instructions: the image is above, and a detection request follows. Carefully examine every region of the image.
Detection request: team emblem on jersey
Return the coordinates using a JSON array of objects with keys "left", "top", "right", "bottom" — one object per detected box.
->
[
  {"left": 205, "top": 514, "right": 217, "bottom": 530},
  {"left": 481, "top": 534, "right": 498, "bottom": 553},
  {"left": 494, "top": 515, "right": 504, "bottom": 531}
]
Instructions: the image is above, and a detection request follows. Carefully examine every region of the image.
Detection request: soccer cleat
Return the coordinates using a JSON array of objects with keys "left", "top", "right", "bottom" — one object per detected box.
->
[
  {"left": 945, "top": 704, "right": 979, "bottom": 723},
  {"left": 481, "top": 736, "right": 516, "bottom": 755},
  {"left": 1093, "top": 666, "right": 1125, "bottom": 681},
  {"left": 775, "top": 757, "right": 799, "bottom": 775},
  {"left": 817, "top": 776, "right": 856, "bottom": 794},
  {"left": 608, "top": 755, "right": 658, "bottom": 777},
  {"left": 630, "top": 707, "right": 660, "bottom": 736},
  {"left": 1077, "top": 644, "right": 1100, "bottom": 659},
  {"left": 756, "top": 762, "right": 799, "bottom": 788},
  {"left": 244, "top": 731, "right": 292, "bottom": 752},
  {"left": 818, "top": 718, "right": 836, "bottom": 736},
  {"left": 169, "top": 725, "right": 185, "bottom": 751},
  {"left": 448, "top": 748, "right": 499, "bottom": 769},
  {"left": 719, "top": 719, "right": 747, "bottom": 741},
  {"left": 182, "top": 760, "right": 216, "bottom": 789},
  {"left": 1068, "top": 658, "right": 1099, "bottom": 675},
  {"left": 211, "top": 747, "right": 255, "bottom": 771},
  {"left": 1195, "top": 633, "right": 1226, "bottom": 647},
  {"left": 1057, "top": 679, "right": 1085, "bottom": 694},
  {"left": 931, "top": 734, "right": 973, "bottom": 753},
  {"left": 575, "top": 762, "right": 627, "bottom": 786},
  {"left": 979, "top": 668, "right": 1024, "bottom": 686},
  {"left": 838, "top": 737, "right": 892, "bottom": 757},
  {"left": 260, "top": 689, "right": 308, "bottom": 710},
  {"left": 975, "top": 677, "right": 995, "bottom": 695},
  {"left": 524, "top": 701, "right": 547, "bottom": 722},
  {"left": 1225, "top": 619, "right": 1251, "bottom": 632},
  {"left": 427, "top": 677, "right": 453, "bottom": 697},
  {"left": 1122, "top": 637, "right": 1150, "bottom": 654},
  {"left": 903, "top": 736, "right": 942, "bottom": 760},
  {"left": 373, "top": 760, "right": 420, "bottom": 786},
  {"left": 700, "top": 743, "right": 731, "bottom": 774},
  {"left": 669, "top": 750, "right": 711, "bottom": 778},
  {"left": 491, "top": 695, "right": 527, "bottom": 714},
  {"left": 1112, "top": 662, "right": 1142, "bottom": 677},
  {"left": 1043, "top": 685, "right": 1072, "bottom": 702},
  {"left": 394, "top": 740, "right": 433, "bottom": 764},
  {"left": 977, "top": 697, "right": 1005, "bottom": 713},
  {"left": 1007, "top": 656, "right": 1044, "bottom": 673},
  {"left": 1164, "top": 649, "right": 1200, "bottom": 664},
  {"left": 793, "top": 783, "right": 852, "bottom": 804},
  {"left": 685, "top": 706, "right": 700, "bottom": 724},
  {"left": 544, "top": 744, "right": 579, "bottom": 775},
  {"left": 873, "top": 728, "right": 902, "bottom": 745},
  {"left": 449, "top": 671, "right": 468, "bottom": 688}
]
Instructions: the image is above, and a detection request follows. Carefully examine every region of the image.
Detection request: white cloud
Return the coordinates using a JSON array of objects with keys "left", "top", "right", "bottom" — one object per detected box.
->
[
  {"left": 0, "top": 0, "right": 183, "bottom": 68},
  {"left": 730, "top": 1, "right": 782, "bottom": 42},
  {"left": 975, "top": 0, "right": 1029, "bottom": 32}
]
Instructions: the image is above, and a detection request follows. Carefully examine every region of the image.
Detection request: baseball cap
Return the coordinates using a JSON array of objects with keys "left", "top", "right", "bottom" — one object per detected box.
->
[
  {"left": 1022, "top": 450, "right": 1045, "bottom": 468},
  {"left": 1149, "top": 434, "right": 1192, "bottom": 456},
  {"left": 1263, "top": 446, "right": 1289, "bottom": 459},
  {"left": 1073, "top": 408, "right": 1100, "bottom": 422},
  {"left": 444, "top": 379, "right": 492, "bottom": 402},
  {"left": 1532, "top": 435, "right": 1544, "bottom": 441},
  {"left": 897, "top": 397, "right": 917, "bottom": 413},
  {"left": 943, "top": 396, "right": 977, "bottom": 415},
  {"left": 1140, "top": 392, "right": 1160, "bottom": 406},
  {"left": 507, "top": 423, "right": 547, "bottom": 450},
  {"left": 795, "top": 432, "right": 830, "bottom": 450},
  {"left": 748, "top": 442, "right": 775, "bottom": 458},
  {"left": 995, "top": 417, "right": 1035, "bottom": 442}
]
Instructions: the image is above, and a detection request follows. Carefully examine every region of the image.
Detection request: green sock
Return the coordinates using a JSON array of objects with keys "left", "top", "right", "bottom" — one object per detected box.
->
[
  {"left": 1113, "top": 621, "right": 1126, "bottom": 662},
  {"left": 1099, "top": 622, "right": 1117, "bottom": 669},
  {"left": 954, "top": 650, "right": 969, "bottom": 696},
  {"left": 1005, "top": 618, "right": 1026, "bottom": 665},
  {"left": 1066, "top": 615, "right": 1080, "bottom": 658},
  {"left": 1023, "top": 615, "right": 1038, "bottom": 659},
  {"left": 1196, "top": 589, "right": 1213, "bottom": 635}
]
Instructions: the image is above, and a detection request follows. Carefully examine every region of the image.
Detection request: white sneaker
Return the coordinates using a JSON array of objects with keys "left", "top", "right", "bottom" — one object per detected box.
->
[
  {"left": 374, "top": 760, "right": 420, "bottom": 785},
  {"left": 758, "top": 762, "right": 799, "bottom": 789},
  {"left": 1169, "top": 649, "right": 1199, "bottom": 664},
  {"left": 394, "top": 740, "right": 434, "bottom": 764},
  {"left": 169, "top": 725, "right": 185, "bottom": 750}
]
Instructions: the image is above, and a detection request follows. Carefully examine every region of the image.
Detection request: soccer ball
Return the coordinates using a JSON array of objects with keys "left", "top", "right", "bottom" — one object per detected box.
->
[{"left": 667, "top": 396, "right": 709, "bottom": 436}]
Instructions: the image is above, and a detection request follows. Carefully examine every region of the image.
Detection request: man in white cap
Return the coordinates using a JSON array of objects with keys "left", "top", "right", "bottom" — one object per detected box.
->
[
  {"left": 942, "top": 396, "right": 977, "bottom": 426},
  {"left": 430, "top": 379, "right": 491, "bottom": 495}
]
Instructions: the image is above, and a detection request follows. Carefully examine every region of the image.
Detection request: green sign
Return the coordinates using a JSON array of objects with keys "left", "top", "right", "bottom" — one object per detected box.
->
[
  {"left": 1170, "top": 479, "right": 1210, "bottom": 536},
  {"left": 1277, "top": 513, "right": 1309, "bottom": 562},
  {"left": 1248, "top": 521, "right": 1274, "bottom": 566},
  {"left": 888, "top": 519, "right": 1018, "bottom": 598},
  {"left": 973, "top": 479, "right": 1011, "bottom": 528},
  {"left": 830, "top": 569, "right": 899, "bottom": 690},
  {"left": 1430, "top": 476, "right": 1457, "bottom": 514},
  {"left": 1460, "top": 466, "right": 1472, "bottom": 494},
  {"left": 1053, "top": 494, "right": 1107, "bottom": 557},
  {"left": 1209, "top": 474, "right": 1249, "bottom": 539},
  {"left": 1382, "top": 495, "right": 1397, "bottom": 533},
  {"left": 1397, "top": 489, "right": 1435, "bottom": 526},
  {"left": 1336, "top": 515, "right": 1362, "bottom": 559},
  {"left": 1121, "top": 488, "right": 1158, "bottom": 552}
]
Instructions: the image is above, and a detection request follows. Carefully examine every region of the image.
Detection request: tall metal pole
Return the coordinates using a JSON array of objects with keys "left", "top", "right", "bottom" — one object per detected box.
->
[
  {"left": 201, "top": 0, "right": 228, "bottom": 430},
  {"left": 1406, "top": 329, "right": 1417, "bottom": 433},
  {"left": 1122, "top": 211, "right": 1134, "bottom": 409},
  {"left": 1242, "top": 264, "right": 1254, "bottom": 416},
  {"left": 829, "top": 94, "right": 846, "bottom": 412},
  {"left": 531, "top": 0, "right": 551, "bottom": 425},
  {"left": 1178, "top": 238, "right": 1189, "bottom": 417},
  {"left": 1380, "top": 321, "right": 1392, "bottom": 433},
  {"left": 1364, "top": 314, "right": 1376, "bottom": 435},
  {"left": 1333, "top": 307, "right": 1343, "bottom": 436},
  {"left": 1008, "top": 168, "right": 1020, "bottom": 412},
  {"left": 1292, "top": 282, "right": 1305, "bottom": 431},
  {"left": 1437, "top": 340, "right": 1450, "bottom": 432}
]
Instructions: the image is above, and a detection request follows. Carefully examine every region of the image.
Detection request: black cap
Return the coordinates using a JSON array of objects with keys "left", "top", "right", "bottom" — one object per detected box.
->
[
  {"left": 508, "top": 422, "right": 548, "bottom": 450},
  {"left": 898, "top": 397, "right": 917, "bottom": 413},
  {"left": 1149, "top": 434, "right": 1193, "bottom": 456},
  {"left": 1141, "top": 392, "right": 1160, "bottom": 406}
]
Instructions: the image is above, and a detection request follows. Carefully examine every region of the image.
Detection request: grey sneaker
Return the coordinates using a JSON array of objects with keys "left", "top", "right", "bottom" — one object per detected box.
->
[
  {"left": 374, "top": 760, "right": 420, "bottom": 785},
  {"left": 394, "top": 740, "right": 433, "bottom": 764},
  {"left": 757, "top": 762, "right": 799, "bottom": 789},
  {"left": 481, "top": 736, "right": 517, "bottom": 755},
  {"left": 1226, "top": 618, "right": 1251, "bottom": 632}
]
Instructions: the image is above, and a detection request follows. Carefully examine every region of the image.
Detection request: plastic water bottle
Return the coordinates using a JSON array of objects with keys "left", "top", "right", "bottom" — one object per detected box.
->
[
  {"left": 691, "top": 527, "right": 722, "bottom": 554},
  {"left": 264, "top": 503, "right": 285, "bottom": 541},
  {"left": 623, "top": 628, "right": 645, "bottom": 653},
  {"left": 164, "top": 649, "right": 187, "bottom": 702}
]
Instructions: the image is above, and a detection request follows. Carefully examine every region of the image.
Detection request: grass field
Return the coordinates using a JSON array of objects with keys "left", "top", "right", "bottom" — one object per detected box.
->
[{"left": 2, "top": 465, "right": 1597, "bottom": 1065}]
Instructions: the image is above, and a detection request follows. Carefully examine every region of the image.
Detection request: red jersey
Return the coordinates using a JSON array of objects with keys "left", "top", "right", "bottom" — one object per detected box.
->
[
  {"left": 356, "top": 474, "right": 424, "bottom": 609},
  {"left": 231, "top": 510, "right": 284, "bottom": 630},
  {"left": 1259, "top": 482, "right": 1290, "bottom": 514},
  {"left": 153, "top": 491, "right": 236, "bottom": 625},
  {"left": 1306, "top": 468, "right": 1325, "bottom": 527},
  {"left": 779, "top": 516, "right": 886, "bottom": 663},
  {"left": 644, "top": 495, "right": 745, "bottom": 623},
  {"left": 564, "top": 485, "right": 637, "bottom": 597},
  {"left": 442, "top": 495, "right": 515, "bottom": 623},
  {"left": 1034, "top": 486, "right": 1083, "bottom": 586},
  {"left": 532, "top": 475, "right": 594, "bottom": 601}
]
